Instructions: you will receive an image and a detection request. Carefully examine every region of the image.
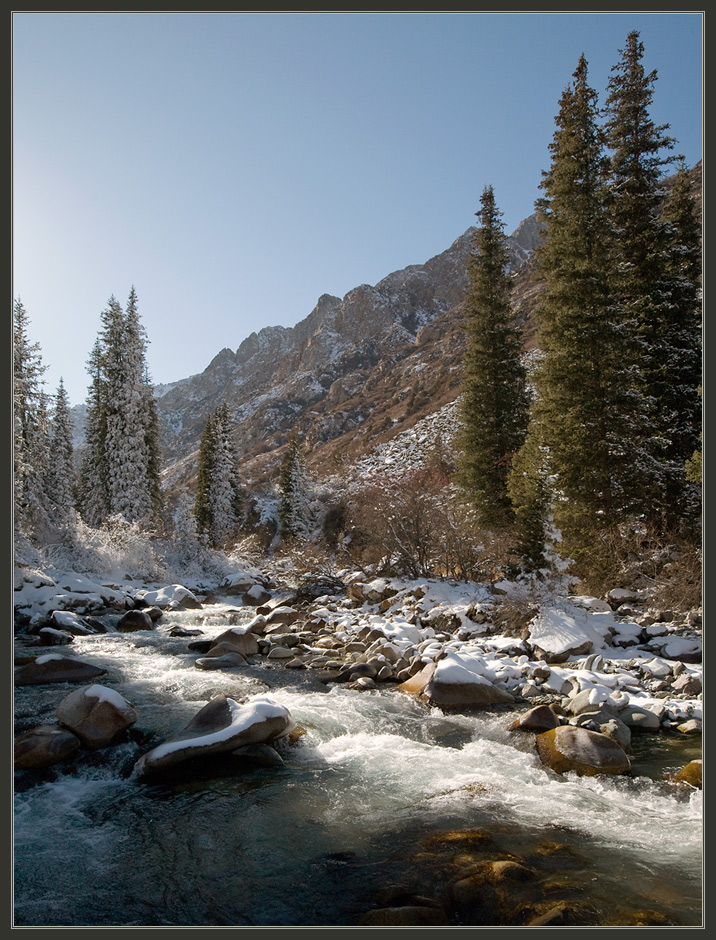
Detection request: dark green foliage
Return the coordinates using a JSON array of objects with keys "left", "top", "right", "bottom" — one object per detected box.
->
[
  {"left": 457, "top": 185, "right": 529, "bottom": 529},
  {"left": 194, "top": 402, "right": 242, "bottom": 547}
]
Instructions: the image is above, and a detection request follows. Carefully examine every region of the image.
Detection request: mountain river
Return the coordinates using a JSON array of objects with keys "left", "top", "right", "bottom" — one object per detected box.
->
[{"left": 13, "top": 603, "right": 703, "bottom": 927}]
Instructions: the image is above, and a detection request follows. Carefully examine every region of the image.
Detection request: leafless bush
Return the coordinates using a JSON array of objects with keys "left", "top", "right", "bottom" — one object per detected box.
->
[{"left": 346, "top": 469, "right": 516, "bottom": 581}]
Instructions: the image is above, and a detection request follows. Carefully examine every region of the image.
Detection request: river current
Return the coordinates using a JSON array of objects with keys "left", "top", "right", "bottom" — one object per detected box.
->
[{"left": 13, "top": 603, "right": 703, "bottom": 927}]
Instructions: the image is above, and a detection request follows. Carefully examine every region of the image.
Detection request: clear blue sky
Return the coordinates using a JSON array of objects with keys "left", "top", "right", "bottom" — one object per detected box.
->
[{"left": 13, "top": 12, "right": 703, "bottom": 406}]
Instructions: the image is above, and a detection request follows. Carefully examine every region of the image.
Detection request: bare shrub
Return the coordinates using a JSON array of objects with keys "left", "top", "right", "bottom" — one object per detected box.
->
[{"left": 346, "top": 469, "right": 516, "bottom": 581}]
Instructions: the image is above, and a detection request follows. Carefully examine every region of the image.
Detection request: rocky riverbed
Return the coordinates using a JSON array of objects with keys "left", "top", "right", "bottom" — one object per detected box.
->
[{"left": 14, "top": 561, "right": 703, "bottom": 926}]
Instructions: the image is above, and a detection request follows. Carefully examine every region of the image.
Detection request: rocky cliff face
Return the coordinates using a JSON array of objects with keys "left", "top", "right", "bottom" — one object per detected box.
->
[{"left": 155, "top": 217, "right": 543, "bottom": 496}]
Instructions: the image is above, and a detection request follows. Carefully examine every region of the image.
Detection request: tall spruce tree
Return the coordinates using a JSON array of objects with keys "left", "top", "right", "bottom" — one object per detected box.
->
[
  {"left": 509, "top": 54, "right": 646, "bottom": 564},
  {"left": 13, "top": 299, "right": 53, "bottom": 539},
  {"left": 279, "top": 436, "right": 316, "bottom": 541},
  {"left": 47, "top": 378, "right": 77, "bottom": 520},
  {"left": 603, "top": 30, "right": 692, "bottom": 525},
  {"left": 194, "top": 402, "right": 242, "bottom": 547},
  {"left": 457, "top": 185, "right": 529, "bottom": 529},
  {"left": 78, "top": 289, "right": 163, "bottom": 527}
]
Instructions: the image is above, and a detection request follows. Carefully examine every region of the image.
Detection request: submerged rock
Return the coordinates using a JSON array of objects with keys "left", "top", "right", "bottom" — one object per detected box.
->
[
  {"left": 14, "top": 724, "right": 82, "bottom": 770},
  {"left": 133, "top": 694, "right": 294, "bottom": 776}
]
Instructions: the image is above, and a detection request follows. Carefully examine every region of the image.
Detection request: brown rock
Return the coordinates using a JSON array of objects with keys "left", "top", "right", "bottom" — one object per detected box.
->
[
  {"left": 56, "top": 684, "right": 138, "bottom": 749},
  {"left": 509, "top": 704, "right": 560, "bottom": 733},
  {"left": 116, "top": 610, "right": 154, "bottom": 632},
  {"left": 672, "top": 759, "right": 702, "bottom": 789},
  {"left": 536, "top": 725, "right": 631, "bottom": 776},
  {"left": 14, "top": 655, "right": 106, "bottom": 686},
  {"left": 14, "top": 725, "right": 82, "bottom": 769},
  {"left": 357, "top": 906, "right": 450, "bottom": 926}
]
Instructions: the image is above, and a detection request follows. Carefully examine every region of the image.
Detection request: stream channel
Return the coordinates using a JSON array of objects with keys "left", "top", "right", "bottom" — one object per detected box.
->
[{"left": 13, "top": 602, "right": 703, "bottom": 927}]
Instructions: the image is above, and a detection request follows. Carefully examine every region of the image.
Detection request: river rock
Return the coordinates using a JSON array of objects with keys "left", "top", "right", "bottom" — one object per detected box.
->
[
  {"left": 136, "top": 584, "right": 202, "bottom": 610},
  {"left": 37, "top": 626, "right": 74, "bottom": 646},
  {"left": 206, "top": 627, "right": 260, "bottom": 658},
  {"left": 242, "top": 584, "right": 272, "bottom": 606},
  {"left": 49, "top": 610, "right": 95, "bottom": 635},
  {"left": 357, "top": 906, "right": 450, "bottom": 926},
  {"left": 14, "top": 654, "right": 107, "bottom": 686},
  {"left": 56, "top": 684, "right": 138, "bottom": 750},
  {"left": 116, "top": 609, "right": 154, "bottom": 632},
  {"left": 617, "top": 703, "right": 662, "bottom": 731},
  {"left": 133, "top": 694, "right": 295, "bottom": 776},
  {"left": 14, "top": 725, "right": 82, "bottom": 770},
  {"left": 672, "top": 760, "right": 702, "bottom": 788},
  {"left": 509, "top": 704, "right": 560, "bottom": 733},
  {"left": 535, "top": 725, "right": 631, "bottom": 776},
  {"left": 195, "top": 652, "right": 246, "bottom": 670},
  {"left": 396, "top": 660, "right": 514, "bottom": 709}
]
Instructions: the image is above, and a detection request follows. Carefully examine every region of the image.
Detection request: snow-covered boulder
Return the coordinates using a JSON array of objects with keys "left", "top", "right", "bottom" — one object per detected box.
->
[
  {"left": 49, "top": 611, "right": 95, "bottom": 636},
  {"left": 526, "top": 603, "right": 614, "bottom": 663},
  {"left": 396, "top": 654, "right": 514, "bottom": 709},
  {"left": 133, "top": 694, "right": 294, "bottom": 776},
  {"left": 135, "top": 584, "right": 202, "bottom": 610},
  {"left": 56, "top": 684, "right": 138, "bottom": 750}
]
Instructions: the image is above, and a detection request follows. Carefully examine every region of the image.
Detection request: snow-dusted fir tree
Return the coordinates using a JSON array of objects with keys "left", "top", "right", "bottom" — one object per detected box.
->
[
  {"left": 47, "top": 378, "right": 76, "bottom": 520},
  {"left": 13, "top": 299, "right": 53, "bottom": 539},
  {"left": 603, "top": 30, "right": 695, "bottom": 526},
  {"left": 279, "top": 436, "right": 316, "bottom": 541},
  {"left": 194, "top": 402, "right": 242, "bottom": 548},
  {"left": 78, "top": 288, "right": 163, "bottom": 527}
]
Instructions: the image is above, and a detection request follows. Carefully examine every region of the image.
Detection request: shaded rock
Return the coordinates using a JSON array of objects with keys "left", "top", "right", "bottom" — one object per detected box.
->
[
  {"left": 37, "top": 627, "right": 74, "bottom": 646},
  {"left": 230, "top": 743, "right": 285, "bottom": 767},
  {"left": 14, "top": 655, "right": 106, "bottom": 686},
  {"left": 195, "top": 652, "right": 246, "bottom": 670},
  {"left": 357, "top": 906, "right": 450, "bottom": 926},
  {"left": 169, "top": 626, "right": 204, "bottom": 637},
  {"left": 242, "top": 584, "right": 272, "bottom": 606},
  {"left": 187, "top": 640, "right": 214, "bottom": 653},
  {"left": 14, "top": 725, "right": 82, "bottom": 770},
  {"left": 49, "top": 611, "right": 95, "bottom": 636},
  {"left": 509, "top": 704, "right": 560, "bottom": 733},
  {"left": 56, "top": 684, "right": 138, "bottom": 750},
  {"left": 133, "top": 694, "right": 294, "bottom": 776},
  {"left": 206, "top": 627, "right": 260, "bottom": 658},
  {"left": 536, "top": 725, "right": 631, "bottom": 776},
  {"left": 116, "top": 609, "right": 154, "bottom": 632}
]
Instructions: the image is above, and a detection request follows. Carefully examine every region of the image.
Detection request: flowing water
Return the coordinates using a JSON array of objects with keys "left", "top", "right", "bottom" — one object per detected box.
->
[{"left": 13, "top": 604, "right": 703, "bottom": 927}]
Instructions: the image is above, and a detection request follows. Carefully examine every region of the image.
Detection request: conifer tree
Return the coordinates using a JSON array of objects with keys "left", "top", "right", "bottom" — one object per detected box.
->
[
  {"left": 47, "top": 378, "right": 76, "bottom": 519},
  {"left": 279, "top": 436, "right": 316, "bottom": 540},
  {"left": 509, "top": 54, "right": 644, "bottom": 562},
  {"left": 604, "top": 30, "right": 690, "bottom": 522},
  {"left": 194, "top": 402, "right": 242, "bottom": 547},
  {"left": 457, "top": 185, "right": 529, "bottom": 529},
  {"left": 657, "top": 163, "right": 703, "bottom": 519},
  {"left": 78, "top": 288, "right": 163, "bottom": 527},
  {"left": 13, "top": 299, "right": 52, "bottom": 538}
]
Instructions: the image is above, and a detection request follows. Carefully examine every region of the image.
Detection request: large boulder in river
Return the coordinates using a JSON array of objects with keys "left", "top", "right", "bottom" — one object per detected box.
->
[
  {"left": 535, "top": 725, "right": 630, "bottom": 777},
  {"left": 116, "top": 609, "right": 154, "bottom": 632},
  {"left": 133, "top": 694, "right": 295, "bottom": 776},
  {"left": 397, "top": 659, "right": 514, "bottom": 709},
  {"left": 14, "top": 725, "right": 82, "bottom": 770},
  {"left": 206, "top": 627, "right": 260, "bottom": 658},
  {"left": 56, "top": 684, "right": 138, "bottom": 750},
  {"left": 509, "top": 705, "right": 561, "bottom": 733},
  {"left": 135, "top": 584, "right": 202, "bottom": 610},
  {"left": 14, "top": 654, "right": 106, "bottom": 686}
]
